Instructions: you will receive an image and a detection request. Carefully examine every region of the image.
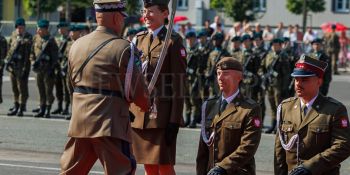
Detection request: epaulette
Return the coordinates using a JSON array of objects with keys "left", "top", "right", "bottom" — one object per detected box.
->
[
  {"left": 327, "top": 97, "right": 342, "bottom": 105},
  {"left": 136, "top": 31, "right": 148, "bottom": 37},
  {"left": 281, "top": 96, "right": 297, "bottom": 104}
]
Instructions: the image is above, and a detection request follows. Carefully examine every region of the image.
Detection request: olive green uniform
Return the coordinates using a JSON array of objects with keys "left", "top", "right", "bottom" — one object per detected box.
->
[
  {"left": 0, "top": 34, "right": 7, "bottom": 103},
  {"left": 324, "top": 32, "right": 340, "bottom": 74},
  {"left": 6, "top": 31, "right": 33, "bottom": 114},
  {"left": 30, "top": 34, "right": 59, "bottom": 117}
]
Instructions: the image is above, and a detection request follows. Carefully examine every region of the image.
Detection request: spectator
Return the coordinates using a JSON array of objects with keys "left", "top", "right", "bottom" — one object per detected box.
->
[
  {"left": 294, "top": 24, "right": 303, "bottom": 42},
  {"left": 254, "top": 23, "right": 263, "bottom": 36},
  {"left": 210, "top": 15, "right": 221, "bottom": 29},
  {"left": 242, "top": 23, "right": 253, "bottom": 36},
  {"left": 204, "top": 19, "right": 214, "bottom": 37},
  {"left": 303, "top": 27, "right": 317, "bottom": 53},
  {"left": 263, "top": 25, "right": 274, "bottom": 46},
  {"left": 186, "top": 22, "right": 196, "bottom": 34},
  {"left": 283, "top": 25, "right": 297, "bottom": 43},
  {"left": 227, "top": 22, "right": 242, "bottom": 38},
  {"left": 338, "top": 31, "right": 349, "bottom": 68},
  {"left": 274, "top": 22, "right": 284, "bottom": 38}
]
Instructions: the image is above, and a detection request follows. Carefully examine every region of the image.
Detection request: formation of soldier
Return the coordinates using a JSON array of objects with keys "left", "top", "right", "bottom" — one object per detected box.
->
[{"left": 2, "top": 18, "right": 86, "bottom": 119}]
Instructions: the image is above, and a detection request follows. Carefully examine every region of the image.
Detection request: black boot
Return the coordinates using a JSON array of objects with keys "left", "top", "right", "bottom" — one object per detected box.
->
[
  {"left": 32, "top": 106, "right": 41, "bottom": 113},
  {"left": 265, "top": 119, "right": 277, "bottom": 134},
  {"left": 51, "top": 102, "right": 62, "bottom": 114},
  {"left": 7, "top": 102, "right": 19, "bottom": 116},
  {"left": 34, "top": 105, "right": 46, "bottom": 118},
  {"left": 183, "top": 113, "right": 191, "bottom": 127},
  {"left": 65, "top": 115, "right": 71, "bottom": 120},
  {"left": 188, "top": 114, "right": 197, "bottom": 128},
  {"left": 45, "top": 105, "right": 51, "bottom": 118},
  {"left": 61, "top": 102, "right": 70, "bottom": 115},
  {"left": 9, "top": 102, "right": 19, "bottom": 112},
  {"left": 17, "top": 104, "right": 26, "bottom": 117}
]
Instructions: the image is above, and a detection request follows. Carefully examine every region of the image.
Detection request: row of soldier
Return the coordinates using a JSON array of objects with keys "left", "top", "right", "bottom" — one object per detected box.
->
[
  {"left": 183, "top": 30, "right": 332, "bottom": 133},
  {"left": 0, "top": 18, "right": 88, "bottom": 119}
]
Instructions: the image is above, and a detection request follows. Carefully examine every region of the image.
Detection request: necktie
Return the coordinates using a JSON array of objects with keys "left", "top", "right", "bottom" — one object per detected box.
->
[
  {"left": 220, "top": 100, "right": 228, "bottom": 114},
  {"left": 149, "top": 33, "right": 154, "bottom": 45},
  {"left": 301, "top": 104, "right": 307, "bottom": 120}
]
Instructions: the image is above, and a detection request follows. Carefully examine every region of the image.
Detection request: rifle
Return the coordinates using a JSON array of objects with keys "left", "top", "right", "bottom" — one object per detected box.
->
[
  {"left": 205, "top": 37, "right": 231, "bottom": 87},
  {"left": 261, "top": 52, "right": 281, "bottom": 90},
  {"left": 5, "top": 38, "right": 21, "bottom": 73},
  {"left": 32, "top": 39, "right": 51, "bottom": 73}
]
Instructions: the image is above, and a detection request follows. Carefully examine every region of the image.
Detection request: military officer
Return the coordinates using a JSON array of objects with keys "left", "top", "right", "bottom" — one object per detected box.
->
[
  {"left": 130, "top": 0, "right": 187, "bottom": 174},
  {"left": 274, "top": 55, "right": 350, "bottom": 175},
  {"left": 323, "top": 24, "right": 340, "bottom": 75},
  {"left": 259, "top": 38, "right": 291, "bottom": 133},
  {"left": 197, "top": 57, "right": 262, "bottom": 175},
  {"left": 184, "top": 31, "right": 201, "bottom": 128},
  {"left": 60, "top": 0, "right": 150, "bottom": 174},
  {"left": 205, "top": 33, "right": 230, "bottom": 98},
  {"left": 309, "top": 38, "right": 332, "bottom": 96},
  {"left": 30, "top": 19, "right": 59, "bottom": 118},
  {"left": 52, "top": 21, "right": 70, "bottom": 115},
  {"left": 253, "top": 33, "right": 268, "bottom": 122},
  {"left": 6, "top": 18, "right": 33, "bottom": 116},
  {"left": 0, "top": 25, "right": 7, "bottom": 104}
]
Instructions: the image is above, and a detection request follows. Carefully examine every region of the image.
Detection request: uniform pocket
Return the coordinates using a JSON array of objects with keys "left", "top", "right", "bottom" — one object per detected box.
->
[
  {"left": 222, "top": 122, "right": 241, "bottom": 142},
  {"left": 280, "top": 124, "right": 294, "bottom": 143},
  {"left": 308, "top": 124, "right": 330, "bottom": 145}
]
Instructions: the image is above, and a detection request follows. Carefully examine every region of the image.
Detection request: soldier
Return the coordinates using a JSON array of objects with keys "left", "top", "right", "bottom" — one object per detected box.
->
[
  {"left": 274, "top": 55, "right": 350, "bottom": 175},
  {"left": 253, "top": 33, "right": 268, "bottom": 122},
  {"left": 259, "top": 38, "right": 290, "bottom": 134},
  {"left": 205, "top": 33, "right": 230, "bottom": 98},
  {"left": 6, "top": 18, "right": 33, "bottom": 116},
  {"left": 282, "top": 37, "right": 299, "bottom": 98},
  {"left": 197, "top": 57, "right": 262, "bottom": 175},
  {"left": 230, "top": 36, "right": 241, "bottom": 58},
  {"left": 323, "top": 24, "right": 340, "bottom": 75},
  {"left": 30, "top": 19, "right": 59, "bottom": 118},
  {"left": 184, "top": 31, "right": 201, "bottom": 128},
  {"left": 130, "top": 0, "right": 187, "bottom": 174},
  {"left": 197, "top": 30, "right": 212, "bottom": 101},
  {"left": 52, "top": 21, "right": 70, "bottom": 115},
  {"left": 239, "top": 34, "right": 260, "bottom": 100},
  {"left": 309, "top": 38, "right": 332, "bottom": 96},
  {"left": 60, "top": 0, "right": 150, "bottom": 174},
  {"left": 0, "top": 25, "right": 7, "bottom": 104},
  {"left": 125, "top": 28, "right": 137, "bottom": 42}
]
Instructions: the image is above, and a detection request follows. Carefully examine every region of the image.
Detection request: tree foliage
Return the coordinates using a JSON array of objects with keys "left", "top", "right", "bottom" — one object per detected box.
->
[
  {"left": 286, "top": 0, "right": 325, "bottom": 14},
  {"left": 210, "top": 0, "right": 255, "bottom": 22},
  {"left": 126, "top": 0, "right": 142, "bottom": 16}
]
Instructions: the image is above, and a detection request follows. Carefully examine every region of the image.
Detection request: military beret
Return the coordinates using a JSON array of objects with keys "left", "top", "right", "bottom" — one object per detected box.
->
[
  {"left": 93, "top": 0, "right": 128, "bottom": 17},
  {"left": 271, "top": 38, "right": 283, "bottom": 44},
  {"left": 231, "top": 36, "right": 241, "bottom": 42},
  {"left": 127, "top": 28, "right": 137, "bottom": 36},
  {"left": 291, "top": 54, "right": 328, "bottom": 78},
  {"left": 143, "top": 0, "right": 170, "bottom": 7},
  {"left": 253, "top": 33, "right": 263, "bottom": 40},
  {"left": 37, "top": 19, "right": 49, "bottom": 28},
  {"left": 212, "top": 33, "right": 224, "bottom": 41},
  {"left": 137, "top": 26, "right": 148, "bottom": 33},
  {"left": 70, "top": 25, "right": 83, "bottom": 31},
  {"left": 216, "top": 57, "right": 243, "bottom": 72},
  {"left": 311, "top": 38, "right": 323, "bottom": 44},
  {"left": 185, "top": 31, "right": 196, "bottom": 38},
  {"left": 15, "top": 18, "right": 25, "bottom": 27},
  {"left": 197, "top": 30, "right": 207, "bottom": 38},
  {"left": 57, "top": 21, "right": 69, "bottom": 28},
  {"left": 241, "top": 34, "right": 251, "bottom": 42},
  {"left": 282, "top": 37, "right": 290, "bottom": 42}
]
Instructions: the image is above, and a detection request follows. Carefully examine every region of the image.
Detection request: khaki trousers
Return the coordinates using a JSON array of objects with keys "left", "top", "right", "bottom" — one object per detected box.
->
[{"left": 60, "top": 137, "right": 136, "bottom": 175}]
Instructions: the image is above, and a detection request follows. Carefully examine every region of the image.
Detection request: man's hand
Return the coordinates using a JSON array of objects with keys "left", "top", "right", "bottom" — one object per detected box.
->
[
  {"left": 165, "top": 123, "right": 179, "bottom": 146},
  {"left": 289, "top": 166, "right": 312, "bottom": 175},
  {"left": 207, "top": 166, "right": 227, "bottom": 175}
]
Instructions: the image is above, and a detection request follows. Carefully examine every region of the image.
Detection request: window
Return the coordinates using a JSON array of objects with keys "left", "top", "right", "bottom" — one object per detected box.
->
[
  {"left": 335, "top": 0, "right": 350, "bottom": 12},
  {"left": 177, "top": 0, "right": 188, "bottom": 10},
  {"left": 253, "top": 0, "right": 266, "bottom": 12}
]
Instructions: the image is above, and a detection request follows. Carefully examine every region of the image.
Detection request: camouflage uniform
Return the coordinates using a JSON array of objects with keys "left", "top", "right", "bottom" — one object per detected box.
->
[
  {"left": 309, "top": 51, "right": 332, "bottom": 96},
  {"left": 0, "top": 34, "right": 7, "bottom": 104},
  {"left": 30, "top": 20, "right": 59, "bottom": 118},
  {"left": 197, "top": 31, "right": 212, "bottom": 101},
  {"left": 282, "top": 37, "right": 299, "bottom": 98},
  {"left": 259, "top": 39, "right": 290, "bottom": 133},
  {"left": 6, "top": 30, "right": 33, "bottom": 116}
]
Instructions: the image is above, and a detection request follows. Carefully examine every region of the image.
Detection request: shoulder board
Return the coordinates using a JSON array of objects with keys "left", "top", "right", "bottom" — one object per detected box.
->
[
  {"left": 136, "top": 31, "right": 148, "bottom": 37},
  {"left": 327, "top": 97, "right": 342, "bottom": 105},
  {"left": 281, "top": 97, "right": 298, "bottom": 104}
]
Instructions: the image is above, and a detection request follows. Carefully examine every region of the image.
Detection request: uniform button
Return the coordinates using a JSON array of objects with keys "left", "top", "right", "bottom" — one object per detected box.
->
[
  {"left": 214, "top": 148, "right": 218, "bottom": 152},
  {"left": 216, "top": 125, "right": 219, "bottom": 129}
]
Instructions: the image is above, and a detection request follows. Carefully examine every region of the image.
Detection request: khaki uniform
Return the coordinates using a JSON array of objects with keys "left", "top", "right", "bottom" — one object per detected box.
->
[
  {"left": 309, "top": 51, "right": 332, "bottom": 96},
  {"left": 30, "top": 34, "right": 58, "bottom": 108},
  {"left": 259, "top": 51, "right": 290, "bottom": 122},
  {"left": 197, "top": 94, "right": 262, "bottom": 175},
  {"left": 205, "top": 47, "right": 230, "bottom": 97},
  {"left": 0, "top": 34, "right": 7, "bottom": 103},
  {"left": 324, "top": 32, "right": 340, "bottom": 74},
  {"left": 131, "top": 27, "right": 187, "bottom": 164},
  {"left": 6, "top": 31, "right": 32, "bottom": 108},
  {"left": 274, "top": 95, "right": 350, "bottom": 175},
  {"left": 61, "top": 26, "right": 149, "bottom": 174}
]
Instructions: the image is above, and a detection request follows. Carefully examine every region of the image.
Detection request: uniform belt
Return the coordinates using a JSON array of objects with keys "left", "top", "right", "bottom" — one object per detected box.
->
[{"left": 74, "top": 86, "right": 123, "bottom": 97}]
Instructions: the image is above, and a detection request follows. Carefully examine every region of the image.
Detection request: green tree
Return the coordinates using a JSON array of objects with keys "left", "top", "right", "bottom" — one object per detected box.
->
[
  {"left": 23, "top": 0, "right": 64, "bottom": 18},
  {"left": 126, "top": 0, "right": 142, "bottom": 16},
  {"left": 210, "top": 0, "right": 255, "bottom": 22},
  {"left": 286, "top": 0, "right": 325, "bottom": 32}
]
